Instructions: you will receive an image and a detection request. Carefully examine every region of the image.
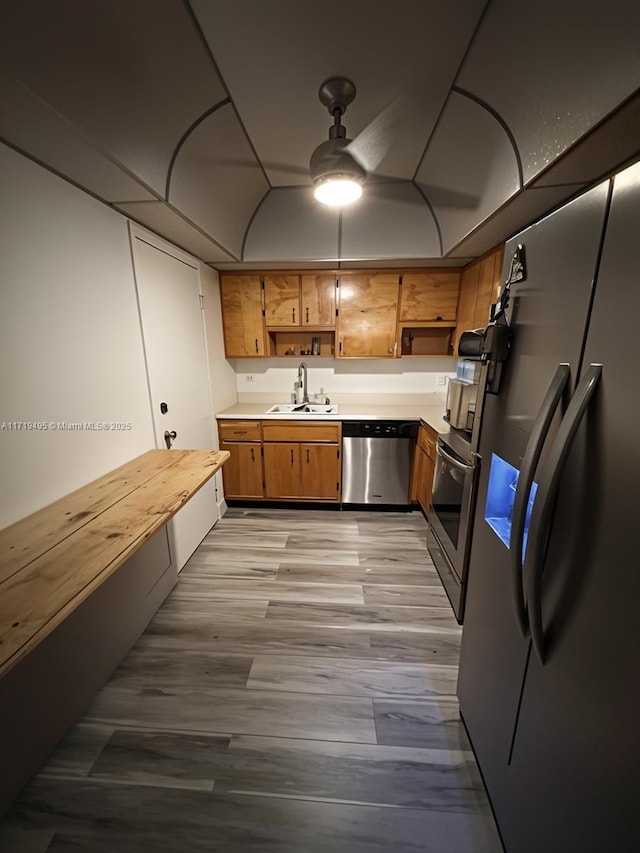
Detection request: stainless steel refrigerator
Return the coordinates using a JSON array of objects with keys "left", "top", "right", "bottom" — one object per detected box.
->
[{"left": 457, "top": 161, "right": 640, "bottom": 852}]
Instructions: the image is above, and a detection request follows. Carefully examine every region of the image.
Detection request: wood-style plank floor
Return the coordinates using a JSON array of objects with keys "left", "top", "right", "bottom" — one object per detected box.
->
[{"left": 0, "top": 508, "right": 503, "bottom": 852}]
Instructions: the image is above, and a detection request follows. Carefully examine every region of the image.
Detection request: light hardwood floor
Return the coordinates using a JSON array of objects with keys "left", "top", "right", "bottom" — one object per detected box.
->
[{"left": 0, "top": 508, "right": 503, "bottom": 852}]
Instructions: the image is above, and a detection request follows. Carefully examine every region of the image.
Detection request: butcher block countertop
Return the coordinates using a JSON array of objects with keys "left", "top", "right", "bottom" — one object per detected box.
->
[
  {"left": 216, "top": 402, "right": 450, "bottom": 435},
  {"left": 0, "top": 448, "right": 228, "bottom": 678}
]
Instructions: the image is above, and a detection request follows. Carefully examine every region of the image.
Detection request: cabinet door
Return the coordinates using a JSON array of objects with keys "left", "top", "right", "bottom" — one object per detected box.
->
[
  {"left": 413, "top": 425, "right": 437, "bottom": 512},
  {"left": 338, "top": 274, "right": 399, "bottom": 357},
  {"left": 264, "top": 275, "right": 301, "bottom": 326},
  {"left": 220, "top": 441, "right": 263, "bottom": 499},
  {"left": 301, "top": 274, "right": 336, "bottom": 326},
  {"left": 263, "top": 443, "right": 300, "bottom": 498},
  {"left": 220, "top": 275, "right": 265, "bottom": 357},
  {"left": 416, "top": 446, "right": 435, "bottom": 514},
  {"left": 400, "top": 272, "right": 460, "bottom": 321},
  {"left": 453, "top": 263, "right": 480, "bottom": 356},
  {"left": 301, "top": 443, "right": 341, "bottom": 500},
  {"left": 452, "top": 245, "right": 504, "bottom": 356},
  {"left": 473, "top": 249, "right": 503, "bottom": 328}
]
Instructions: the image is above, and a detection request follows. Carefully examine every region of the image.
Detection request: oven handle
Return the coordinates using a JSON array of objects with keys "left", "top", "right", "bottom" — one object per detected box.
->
[
  {"left": 435, "top": 440, "right": 476, "bottom": 472},
  {"left": 510, "top": 363, "right": 571, "bottom": 638},
  {"left": 525, "top": 364, "right": 602, "bottom": 665}
]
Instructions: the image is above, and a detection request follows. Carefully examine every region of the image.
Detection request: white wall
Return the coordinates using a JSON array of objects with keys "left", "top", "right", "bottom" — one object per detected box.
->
[
  {"left": 200, "top": 265, "right": 238, "bottom": 516},
  {"left": 234, "top": 357, "right": 456, "bottom": 403},
  {"left": 0, "top": 143, "right": 157, "bottom": 527},
  {"left": 201, "top": 265, "right": 237, "bottom": 416}
]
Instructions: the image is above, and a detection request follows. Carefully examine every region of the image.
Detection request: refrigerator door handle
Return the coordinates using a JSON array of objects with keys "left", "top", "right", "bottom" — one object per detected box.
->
[
  {"left": 435, "top": 440, "right": 476, "bottom": 472},
  {"left": 525, "top": 364, "right": 602, "bottom": 664},
  {"left": 510, "top": 364, "right": 571, "bottom": 637}
]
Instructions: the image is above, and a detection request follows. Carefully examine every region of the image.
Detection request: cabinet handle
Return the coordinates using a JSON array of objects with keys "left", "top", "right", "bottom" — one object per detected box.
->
[
  {"left": 292, "top": 307, "right": 296, "bottom": 322},
  {"left": 306, "top": 307, "right": 309, "bottom": 323},
  {"left": 232, "top": 430, "right": 247, "bottom": 435},
  {"left": 250, "top": 447, "right": 255, "bottom": 461},
  {"left": 290, "top": 449, "right": 294, "bottom": 465},
  {"left": 339, "top": 340, "right": 343, "bottom": 354},
  {"left": 306, "top": 448, "right": 310, "bottom": 463},
  {"left": 255, "top": 338, "right": 259, "bottom": 353}
]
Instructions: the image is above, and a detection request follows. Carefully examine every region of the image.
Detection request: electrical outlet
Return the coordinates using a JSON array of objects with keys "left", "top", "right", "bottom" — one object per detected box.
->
[
  {"left": 246, "top": 374, "right": 254, "bottom": 382},
  {"left": 437, "top": 375, "right": 447, "bottom": 386}
]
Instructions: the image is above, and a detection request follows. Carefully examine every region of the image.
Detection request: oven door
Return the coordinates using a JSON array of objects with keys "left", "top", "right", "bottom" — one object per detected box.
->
[{"left": 428, "top": 435, "right": 478, "bottom": 582}]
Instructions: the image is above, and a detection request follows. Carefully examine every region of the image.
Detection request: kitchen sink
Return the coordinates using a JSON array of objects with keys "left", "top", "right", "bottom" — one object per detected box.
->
[{"left": 266, "top": 403, "right": 339, "bottom": 415}]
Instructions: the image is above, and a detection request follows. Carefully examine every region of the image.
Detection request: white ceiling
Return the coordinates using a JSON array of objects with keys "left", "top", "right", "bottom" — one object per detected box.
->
[{"left": 1, "top": 0, "right": 639, "bottom": 268}]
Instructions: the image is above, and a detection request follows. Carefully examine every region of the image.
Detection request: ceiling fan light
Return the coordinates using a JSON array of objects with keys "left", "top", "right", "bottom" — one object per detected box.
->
[{"left": 313, "top": 176, "right": 363, "bottom": 206}]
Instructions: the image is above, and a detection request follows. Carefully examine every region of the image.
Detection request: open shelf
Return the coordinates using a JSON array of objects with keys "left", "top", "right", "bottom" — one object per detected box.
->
[
  {"left": 398, "top": 322, "right": 455, "bottom": 356},
  {"left": 266, "top": 328, "right": 335, "bottom": 358}
]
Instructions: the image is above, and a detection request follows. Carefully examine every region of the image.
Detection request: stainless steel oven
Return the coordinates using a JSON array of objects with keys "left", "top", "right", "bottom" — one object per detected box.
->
[{"left": 427, "top": 429, "right": 480, "bottom": 622}]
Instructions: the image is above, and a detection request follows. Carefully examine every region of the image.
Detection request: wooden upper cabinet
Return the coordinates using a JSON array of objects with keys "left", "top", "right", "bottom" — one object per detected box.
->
[
  {"left": 452, "top": 245, "right": 504, "bottom": 355},
  {"left": 399, "top": 272, "right": 460, "bottom": 322},
  {"left": 220, "top": 274, "right": 266, "bottom": 357},
  {"left": 301, "top": 274, "right": 336, "bottom": 326},
  {"left": 338, "top": 274, "right": 400, "bottom": 358},
  {"left": 264, "top": 275, "right": 300, "bottom": 326},
  {"left": 455, "top": 263, "right": 481, "bottom": 351},
  {"left": 474, "top": 246, "right": 504, "bottom": 328}
]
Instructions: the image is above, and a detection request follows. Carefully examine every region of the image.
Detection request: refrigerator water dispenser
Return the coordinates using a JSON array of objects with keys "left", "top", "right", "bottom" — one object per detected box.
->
[{"left": 484, "top": 453, "right": 538, "bottom": 560}]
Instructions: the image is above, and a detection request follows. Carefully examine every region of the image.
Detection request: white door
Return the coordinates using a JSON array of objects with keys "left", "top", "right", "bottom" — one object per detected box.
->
[{"left": 130, "top": 226, "right": 218, "bottom": 569}]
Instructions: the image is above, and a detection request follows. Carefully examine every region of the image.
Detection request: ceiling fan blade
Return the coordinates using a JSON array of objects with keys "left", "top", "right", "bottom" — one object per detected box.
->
[
  {"left": 352, "top": 178, "right": 480, "bottom": 211},
  {"left": 199, "top": 155, "right": 308, "bottom": 177},
  {"left": 345, "top": 96, "right": 406, "bottom": 174}
]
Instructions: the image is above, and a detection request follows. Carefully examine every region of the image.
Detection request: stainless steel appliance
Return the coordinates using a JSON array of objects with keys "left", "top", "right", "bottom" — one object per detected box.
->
[
  {"left": 427, "top": 429, "right": 479, "bottom": 621},
  {"left": 457, "top": 162, "right": 640, "bottom": 852},
  {"left": 445, "top": 378, "right": 478, "bottom": 430},
  {"left": 342, "top": 420, "right": 418, "bottom": 507},
  {"left": 429, "top": 353, "right": 490, "bottom": 621}
]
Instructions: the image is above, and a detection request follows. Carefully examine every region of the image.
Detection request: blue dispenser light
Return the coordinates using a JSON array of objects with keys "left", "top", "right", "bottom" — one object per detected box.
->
[{"left": 484, "top": 453, "right": 538, "bottom": 560}]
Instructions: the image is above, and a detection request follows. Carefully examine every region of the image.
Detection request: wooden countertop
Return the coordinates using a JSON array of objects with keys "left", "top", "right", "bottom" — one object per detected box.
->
[{"left": 0, "top": 449, "right": 228, "bottom": 678}]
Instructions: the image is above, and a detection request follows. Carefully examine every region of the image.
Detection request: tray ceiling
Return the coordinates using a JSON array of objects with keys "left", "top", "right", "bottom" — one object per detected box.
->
[{"left": 1, "top": 0, "right": 639, "bottom": 268}]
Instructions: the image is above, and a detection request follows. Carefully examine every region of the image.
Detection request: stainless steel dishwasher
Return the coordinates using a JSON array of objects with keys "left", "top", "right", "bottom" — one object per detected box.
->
[{"left": 341, "top": 421, "right": 418, "bottom": 507}]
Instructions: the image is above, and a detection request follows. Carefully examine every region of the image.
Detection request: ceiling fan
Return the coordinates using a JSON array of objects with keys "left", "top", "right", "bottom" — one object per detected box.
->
[
  {"left": 201, "top": 78, "right": 481, "bottom": 211},
  {"left": 309, "top": 76, "right": 399, "bottom": 206}
]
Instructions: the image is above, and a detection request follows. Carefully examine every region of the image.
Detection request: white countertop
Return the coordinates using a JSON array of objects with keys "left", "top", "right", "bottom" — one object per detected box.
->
[{"left": 216, "top": 402, "right": 450, "bottom": 435}]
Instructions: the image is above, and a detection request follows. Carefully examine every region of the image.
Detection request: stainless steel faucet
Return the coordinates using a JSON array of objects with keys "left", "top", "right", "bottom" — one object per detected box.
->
[{"left": 298, "top": 361, "right": 309, "bottom": 403}]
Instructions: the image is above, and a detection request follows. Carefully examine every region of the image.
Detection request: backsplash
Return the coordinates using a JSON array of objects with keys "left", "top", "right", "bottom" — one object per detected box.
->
[{"left": 235, "top": 357, "right": 455, "bottom": 403}]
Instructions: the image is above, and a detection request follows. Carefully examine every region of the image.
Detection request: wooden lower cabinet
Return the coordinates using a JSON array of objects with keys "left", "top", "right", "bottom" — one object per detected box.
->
[
  {"left": 411, "top": 423, "right": 438, "bottom": 514},
  {"left": 218, "top": 420, "right": 264, "bottom": 500},
  {"left": 220, "top": 440, "right": 264, "bottom": 499},
  {"left": 415, "top": 446, "right": 435, "bottom": 514},
  {"left": 262, "top": 421, "right": 341, "bottom": 502},
  {"left": 263, "top": 443, "right": 299, "bottom": 498},
  {"left": 263, "top": 441, "right": 341, "bottom": 501},
  {"left": 301, "top": 443, "right": 341, "bottom": 499}
]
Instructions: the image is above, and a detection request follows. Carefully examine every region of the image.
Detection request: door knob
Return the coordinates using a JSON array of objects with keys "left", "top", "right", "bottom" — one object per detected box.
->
[{"left": 164, "top": 430, "right": 177, "bottom": 449}]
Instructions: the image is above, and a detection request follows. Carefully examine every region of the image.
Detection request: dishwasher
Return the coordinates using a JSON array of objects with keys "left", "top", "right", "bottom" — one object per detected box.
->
[{"left": 341, "top": 421, "right": 418, "bottom": 507}]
